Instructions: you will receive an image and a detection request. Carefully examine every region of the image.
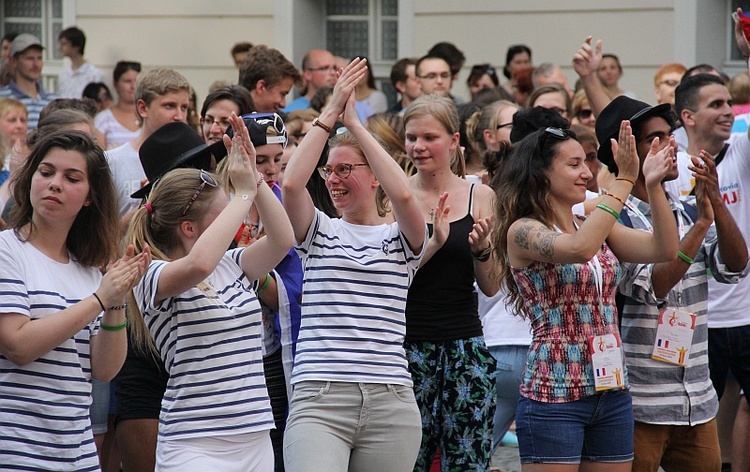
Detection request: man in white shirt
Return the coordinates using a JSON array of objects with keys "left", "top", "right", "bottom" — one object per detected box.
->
[{"left": 56, "top": 27, "right": 104, "bottom": 99}]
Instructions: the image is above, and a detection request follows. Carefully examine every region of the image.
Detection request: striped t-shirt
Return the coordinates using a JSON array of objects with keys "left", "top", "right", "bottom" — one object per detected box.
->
[
  {"left": 292, "top": 210, "right": 425, "bottom": 387},
  {"left": 134, "top": 249, "right": 274, "bottom": 440},
  {"left": 0, "top": 230, "right": 102, "bottom": 471}
]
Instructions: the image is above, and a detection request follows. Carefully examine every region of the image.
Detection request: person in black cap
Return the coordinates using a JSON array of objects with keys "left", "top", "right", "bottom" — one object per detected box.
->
[
  {"left": 492, "top": 104, "right": 681, "bottom": 469},
  {"left": 596, "top": 95, "right": 749, "bottom": 472}
]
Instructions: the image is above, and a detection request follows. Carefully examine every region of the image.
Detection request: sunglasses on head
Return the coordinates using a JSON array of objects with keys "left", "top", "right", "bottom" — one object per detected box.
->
[
  {"left": 238, "top": 112, "right": 288, "bottom": 148},
  {"left": 182, "top": 170, "right": 218, "bottom": 216},
  {"left": 317, "top": 163, "right": 369, "bottom": 180},
  {"left": 471, "top": 64, "right": 496, "bottom": 75}
]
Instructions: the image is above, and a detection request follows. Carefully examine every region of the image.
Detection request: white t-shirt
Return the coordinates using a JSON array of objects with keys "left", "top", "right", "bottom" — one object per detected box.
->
[
  {"left": 292, "top": 210, "right": 425, "bottom": 387},
  {"left": 478, "top": 284, "right": 532, "bottom": 347},
  {"left": 134, "top": 249, "right": 274, "bottom": 441},
  {"left": 106, "top": 141, "right": 144, "bottom": 216},
  {"left": 0, "top": 230, "right": 102, "bottom": 471},
  {"left": 57, "top": 60, "right": 106, "bottom": 99},
  {"left": 95, "top": 108, "right": 140, "bottom": 150}
]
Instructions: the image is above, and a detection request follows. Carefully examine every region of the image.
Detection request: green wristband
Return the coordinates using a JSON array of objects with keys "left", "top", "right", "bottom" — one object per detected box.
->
[
  {"left": 596, "top": 202, "right": 620, "bottom": 220},
  {"left": 677, "top": 251, "right": 694, "bottom": 265},
  {"left": 256, "top": 274, "right": 272, "bottom": 296},
  {"left": 100, "top": 319, "right": 128, "bottom": 332}
]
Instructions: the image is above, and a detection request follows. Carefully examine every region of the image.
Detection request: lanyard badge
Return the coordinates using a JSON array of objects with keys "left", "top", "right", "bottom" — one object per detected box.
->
[{"left": 652, "top": 307, "right": 696, "bottom": 366}]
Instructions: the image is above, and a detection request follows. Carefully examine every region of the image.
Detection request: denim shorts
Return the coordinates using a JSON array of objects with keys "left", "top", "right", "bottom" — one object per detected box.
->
[{"left": 516, "top": 389, "right": 634, "bottom": 464}]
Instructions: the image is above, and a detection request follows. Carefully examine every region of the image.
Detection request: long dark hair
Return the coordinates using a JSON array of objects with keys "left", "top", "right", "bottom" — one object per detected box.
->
[
  {"left": 492, "top": 127, "right": 576, "bottom": 319},
  {"left": 9, "top": 130, "right": 120, "bottom": 268}
]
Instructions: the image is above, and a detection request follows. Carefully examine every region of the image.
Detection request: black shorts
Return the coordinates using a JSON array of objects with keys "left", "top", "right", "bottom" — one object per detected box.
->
[{"left": 114, "top": 343, "right": 168, "bottom": 426}]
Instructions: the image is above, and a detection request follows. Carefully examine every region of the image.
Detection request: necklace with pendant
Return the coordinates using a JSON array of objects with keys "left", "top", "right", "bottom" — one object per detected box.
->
[{"left": 419, "top": 177, "right": 453, "bottom": 220}]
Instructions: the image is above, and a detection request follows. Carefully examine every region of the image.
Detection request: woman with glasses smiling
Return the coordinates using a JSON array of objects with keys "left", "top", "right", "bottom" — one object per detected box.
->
[
  {"left": 281, "top": 57, "right": 426, "bottom": 471},
  {"left": 125, "top": 114, "right": 294, "bottom": 470},
  {"left": 492, "top": 123, "right": 678, "bottom": 470}
]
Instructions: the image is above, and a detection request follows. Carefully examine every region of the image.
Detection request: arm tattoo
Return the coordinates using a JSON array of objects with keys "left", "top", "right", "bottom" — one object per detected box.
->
[
  {"left": 536, "top": 230, "right": 559, "bottom": 259},
  {"left": 514, "top": 223, "right": 532, "bottom": 249}
]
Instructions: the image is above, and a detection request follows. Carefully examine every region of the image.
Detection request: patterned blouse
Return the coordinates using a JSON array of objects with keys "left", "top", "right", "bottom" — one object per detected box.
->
[{"left": 511, "top": 243, "right": 627, "bottom": 403}]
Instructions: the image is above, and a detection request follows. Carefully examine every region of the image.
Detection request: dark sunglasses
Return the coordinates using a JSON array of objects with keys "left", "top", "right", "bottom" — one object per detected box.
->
[
  {"left": 576, "top": 109, "right": 593, "bottom": 120},
  {"left": 182, "top": 170, "right": 218, "bottom": 216},
  {"left": 471, "top": 64, "right": 496, "bottom": 75},
  {"left": 539, "top": 127, "right": 573, "bottom": 149},
  {"left": 317, "top": 163, "right": 369, "bottom": 180}
]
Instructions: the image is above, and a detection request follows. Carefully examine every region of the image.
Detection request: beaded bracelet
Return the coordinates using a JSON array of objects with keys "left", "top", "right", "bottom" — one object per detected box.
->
[
  {"left": 677, "top": 251, "right": 695, "bottom": 265},
  {"left": 596, "top": 202, "right": 620, "bottom": 220},
  {"left": 100, "top": 319, "right": 128, "bottom": 332},
  {"left": 615, "top": 177, "right": 636, "bottom": 186},
  {"left": 602, "top": 191, "right": 626, "bottom": 206}
]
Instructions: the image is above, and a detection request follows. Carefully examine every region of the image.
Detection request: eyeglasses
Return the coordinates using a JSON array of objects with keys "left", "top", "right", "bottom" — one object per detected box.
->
[
  {"left": 95, "top": 93, "right": 112, "bottom": 103},
  {"left": 497, "top": 122, "right": 513, "bottom": 130},
  {"left": 306, "top": 65, "right": 337, "bottom": 73},
  {"left": 201, "top": 115, "right": 231, "bottom": 130},
  {"left": 658, "top": 79, "right": 680, "bottom": 87},
  {"left": 183, "top": 170, "right": 218, "bottom": 216},
  {"left": 576, "top": 109, "right": 593, "bottom": 120},
  {"left": 419, "top": 72, "right": 451, "bottom": 81},
  {"left": 317, "top": 163, "right": 369, "bottom": 180}
]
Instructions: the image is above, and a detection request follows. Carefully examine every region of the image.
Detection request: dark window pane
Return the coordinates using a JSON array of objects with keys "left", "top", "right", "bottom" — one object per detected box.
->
[
  {"left": 382, "top": 20, "right": 397, "bottom": 60},
  {"left": 327, "top": 20, "right": 368, "bottom": 59},
  {"left": 382, "top": 0, "right": 398, "bottom": 16},
  {"left": 4, "top": 0, "right": 42, "bottom": 18},
  {"left": 327, "top": 0, "right": 368, "bottom": 16}
]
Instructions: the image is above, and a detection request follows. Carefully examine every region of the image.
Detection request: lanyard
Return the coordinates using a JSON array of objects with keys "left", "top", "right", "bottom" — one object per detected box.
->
[{"left": 555, "top": 222, "right": 606, "bottom": 316}]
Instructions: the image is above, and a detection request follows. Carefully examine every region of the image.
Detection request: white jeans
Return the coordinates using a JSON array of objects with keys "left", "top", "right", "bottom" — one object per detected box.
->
[{"left": 156, "top": 430, "right": 273, "bottom": 471}]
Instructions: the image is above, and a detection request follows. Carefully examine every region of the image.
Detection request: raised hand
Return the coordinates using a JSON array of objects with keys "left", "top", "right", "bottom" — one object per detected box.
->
[
  {"left": 431, "top": 192, "right": 451, "bottom": 248},
  {"left": 734, "top": 8, "right": 750, "bottom": 58},
  {"left": 689, "top": 150, "right": 722, "bottom": 206},
  {"left": 641, "top": 136, "right": 676, "bottom": 188},
  {"left": 97, "top": 245, "right": 151, "bottom": 308},
  {"left": 609, "top": 120, "right": 639, "bottom": 184},
  {"left": 223, "top": 113, "right": 258, "bottom": 196},
  {"left": 327, "top": 58, "right": 368, "bottom": 117},
  {"left": 572, "top": 36, "right": 603, "bottom": 79},
  {"left": 469, "top": 215, "right": 492, "bottom": 254}
]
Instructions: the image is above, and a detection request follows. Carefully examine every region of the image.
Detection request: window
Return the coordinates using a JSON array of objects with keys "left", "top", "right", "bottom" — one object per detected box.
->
[
  {"left": 1, "top": 0, "right": 72, "bottom": 90},
  {"left": 326, "top": 0, "right": 399, "bottom": 105}
]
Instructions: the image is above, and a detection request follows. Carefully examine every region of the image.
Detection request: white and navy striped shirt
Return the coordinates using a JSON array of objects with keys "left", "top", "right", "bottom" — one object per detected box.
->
[
  {"left": 292, "top": 210, "right": 425, "bottom": 387},
  {"left": 134, "top": 249, "right": 274, "bottom": 440},
  {"left": 0, "top": 230, "right": 101, "bottom": 471}
]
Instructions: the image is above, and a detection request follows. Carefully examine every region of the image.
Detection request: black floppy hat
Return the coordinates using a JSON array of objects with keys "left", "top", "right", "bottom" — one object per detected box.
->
[
  {"left": 595, "top": 96, "right": 672, "bottom": 173},
  {"left": 131, "top": 122, "right": 214, "bottom": 199}
]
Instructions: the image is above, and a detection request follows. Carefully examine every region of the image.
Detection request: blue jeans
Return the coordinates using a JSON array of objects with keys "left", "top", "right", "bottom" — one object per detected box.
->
[
  {"left": 283, "top": 381, "right": 421, "bottom": 472},
  {"left": 516, "top": 389, "right": 634, "bottom": 464},
  {"left": 488, "top": 345, "right": 526, "bottom": 452}
]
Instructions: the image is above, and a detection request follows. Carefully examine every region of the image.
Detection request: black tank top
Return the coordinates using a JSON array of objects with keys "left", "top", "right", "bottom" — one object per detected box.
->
[{"left": 405, "top": 184, "right": 484, "bottom": 341}]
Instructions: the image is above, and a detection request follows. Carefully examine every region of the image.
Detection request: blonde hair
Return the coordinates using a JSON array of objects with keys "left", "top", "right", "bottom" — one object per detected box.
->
[
  {"left": 465, "top": 100, "right": 519, "bottom": 155},
  {"left": 365, "top": 113, "right": 413, "bottom": 176},
  {"left": 125, "top": 168, "right": 223, "bottom": 354},
  {"left": 729, "top": 72, "right": 750, "bottom": 105},
  {"left": 135, "top": 68, "right": 191, "bottom": 108},
  {"left": 0, "top": 98, "right": 26, "bottom": 162},
  {"left": 327, "top": 131, "right": 391, "bottom": 217},
  {"left": 403, "top": 94, "right": 465, "bottom": 177}
]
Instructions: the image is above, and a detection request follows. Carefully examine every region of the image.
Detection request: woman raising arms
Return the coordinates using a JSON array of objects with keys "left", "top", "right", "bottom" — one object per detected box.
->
[
  {"left": 281, "top": 58, "right": 426, "bottom": 471},
  {"left": 493, "top": 123, "right": 678, "bottom": 470}
]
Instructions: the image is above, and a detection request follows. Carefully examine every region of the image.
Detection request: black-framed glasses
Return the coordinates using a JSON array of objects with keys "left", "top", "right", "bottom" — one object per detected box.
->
[
  {"left": 497, "top": 122, "right": 513, "bottom": 130},
  {"left": 183, "top": 170, "right": 218, "bottom": 216},
  {"left": 539, "top": 127, "right": 573, "bottom": 150},
  {"left": 317, "top": 163, "right": 369, "bottom": 180}
]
